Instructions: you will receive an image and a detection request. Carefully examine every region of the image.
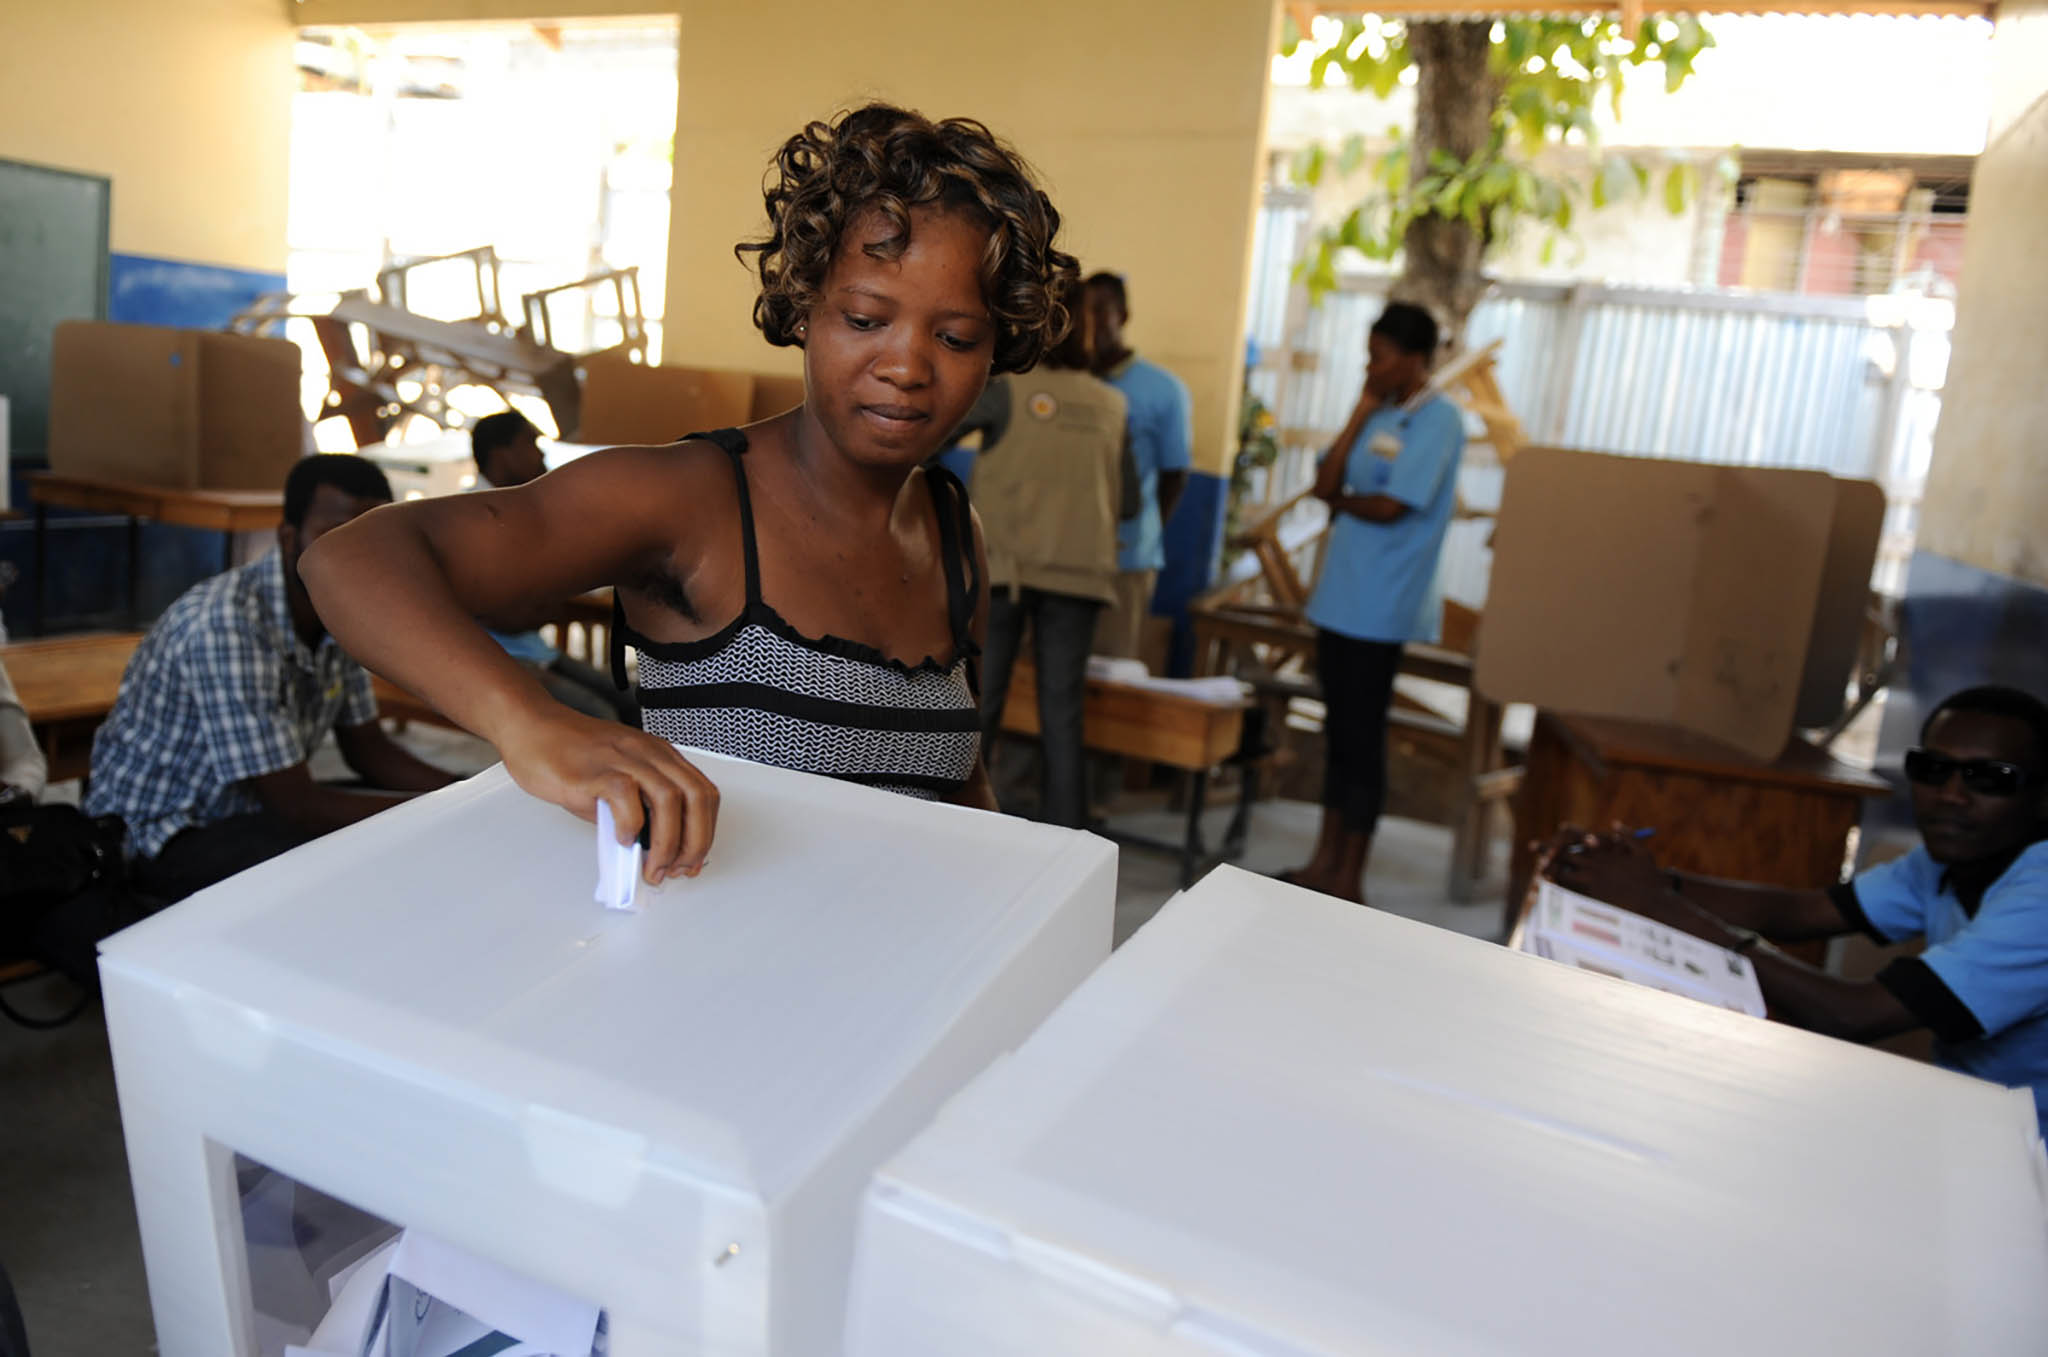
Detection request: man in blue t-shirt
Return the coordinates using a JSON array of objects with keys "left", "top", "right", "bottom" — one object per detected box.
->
[
  {"left": 1083, "top": 272, "right": 1193, "bottom": 662},
  {"left": 1280, "top": 302, "right": 1465, "bottom": 905},
  {"left": 1550, "top": 685, "right": 2048, "bottom": 1137}
]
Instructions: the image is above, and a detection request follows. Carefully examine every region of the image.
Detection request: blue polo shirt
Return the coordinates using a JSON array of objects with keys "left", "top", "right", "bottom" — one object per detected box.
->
[
  {"left": 1104, "top": 355, "right": 1193, "bottom": 574},
  {"left": 1839, "top": 841, "right": 2048, "bottom": 1137},
  {"left": 1302, "top": 395, "right": 1466, "bottom": 645}
]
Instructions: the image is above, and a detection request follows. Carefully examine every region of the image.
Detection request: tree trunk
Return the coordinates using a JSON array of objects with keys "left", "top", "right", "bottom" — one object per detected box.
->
[{"left": 1394, "top": 20, "right": 1503, "bottom": 347}]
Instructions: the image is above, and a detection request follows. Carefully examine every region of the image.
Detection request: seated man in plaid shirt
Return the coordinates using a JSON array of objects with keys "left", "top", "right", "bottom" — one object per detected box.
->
[{"left": 87, "top": 455, "right": 457, "bottom": 901}]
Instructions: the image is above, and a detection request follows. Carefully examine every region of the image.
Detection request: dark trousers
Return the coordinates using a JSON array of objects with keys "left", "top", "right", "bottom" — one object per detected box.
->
[
  {"left": 979, "top": 588, "right": 1103, "bottom": 829},
  {"left": 1317, "top": 629, "right": 1404, "bottom": 835},
  {"left": 134, "top": 812, "right": 316, "bottom": 903}
]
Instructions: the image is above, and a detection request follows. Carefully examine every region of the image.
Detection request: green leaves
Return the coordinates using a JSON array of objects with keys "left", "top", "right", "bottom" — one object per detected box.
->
[
  {"left": 1281, "top": 11, "right": 1717, "bottom": 303},
  {"left": 1378, "top": 142, "right": 1410, "bottom": 196},
  {"left": 1663, "top": 160, "right": 1697, "bottom": 216},
  {"left": 1279, "top": 9, "right": 1305, "bottom": 58},
  {"left": 1304, "top": 15, "right": 1414, "bottom": 98},
  {"left": 1336, "top": 132, "right": 1369, "bottom": 176},
  {"left": 1294, "top": 141, "right": 1327, "bottom": 187}
]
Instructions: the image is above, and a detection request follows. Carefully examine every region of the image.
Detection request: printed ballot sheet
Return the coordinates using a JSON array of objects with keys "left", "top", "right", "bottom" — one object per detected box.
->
[{"left": 1523, "top": 876, "right": 1766, "bottom": 1016}]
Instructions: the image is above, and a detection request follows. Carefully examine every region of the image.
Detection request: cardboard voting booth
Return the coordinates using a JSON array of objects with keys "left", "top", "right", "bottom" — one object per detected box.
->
[
  {"left": 575, "top": 359, "right": 755, "bottom": 446},
  {"left": 1476, "top": 448, "right": 1885, "bottom": 760},
  {"left": 846, "top": 867, "right": 2048, "bottom": 1356},
  {"left": 49, "top": 321, "right": 305, "bottom": 490},
  {"left": 100, "top": 754, "right": 1115, "bottom": 1357}
]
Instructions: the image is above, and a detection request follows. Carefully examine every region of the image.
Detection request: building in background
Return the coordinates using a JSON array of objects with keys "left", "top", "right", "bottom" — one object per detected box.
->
[
  {"left": 1249, "top": 13, "right": 1991, "bottom": 612},
  {"left": 1266, "top": 13, "right": 1991, "bottom": 293}
]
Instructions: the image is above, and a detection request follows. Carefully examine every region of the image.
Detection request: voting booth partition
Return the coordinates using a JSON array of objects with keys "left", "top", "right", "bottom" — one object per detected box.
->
[
  {"left": 99, "top": 754, "right": 1116, "bottom": 1357},
  {"left": 846, "top": 867, "right": 2048, "bottom": 1357}
]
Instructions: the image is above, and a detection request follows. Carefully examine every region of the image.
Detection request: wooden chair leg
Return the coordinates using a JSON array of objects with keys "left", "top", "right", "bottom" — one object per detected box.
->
[{"left": 1447, "top": 695, "right": 1507, "bottom": 902}]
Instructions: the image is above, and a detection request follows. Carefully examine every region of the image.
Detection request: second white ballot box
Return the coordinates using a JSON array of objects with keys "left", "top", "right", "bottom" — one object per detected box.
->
[{"left": 845, "top": 866, "right": 2048, "bottom": 1356}]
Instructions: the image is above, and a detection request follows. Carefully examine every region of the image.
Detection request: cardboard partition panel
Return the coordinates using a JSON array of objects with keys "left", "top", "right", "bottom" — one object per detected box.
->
[
  {"left": 1795, "top": 476, "right": 1888, "bottom": 728},
  {"left": 1476, "top": 448, "right": 1879, "bottom": 760},
  {"left": 575, "top": 358, "right": 754, "bottom": 446},
  {"left": 49, "top": 321, "right": 304, "bottom": 490}
]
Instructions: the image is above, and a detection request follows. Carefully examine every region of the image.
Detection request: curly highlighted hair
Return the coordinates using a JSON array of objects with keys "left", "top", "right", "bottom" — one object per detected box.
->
[{"left": 736, "top": 103, "right": 1078, "bottom": 374}]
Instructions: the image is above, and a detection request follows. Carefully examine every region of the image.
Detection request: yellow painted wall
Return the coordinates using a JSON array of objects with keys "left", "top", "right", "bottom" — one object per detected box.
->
[
  {"left": 0, "top": 0, "right": 294, "bottom": 271},
  {"left": 1915, "top": 0, "right": 2048, "bottom": 587},
  {"left": 665, "top": 0, "right": 1280, "bottom": 476}
]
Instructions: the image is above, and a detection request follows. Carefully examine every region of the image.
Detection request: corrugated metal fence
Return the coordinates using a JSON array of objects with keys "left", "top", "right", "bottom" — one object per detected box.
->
[{"left": 1243, "top": 191, "right": 1949, "bottom": 603}]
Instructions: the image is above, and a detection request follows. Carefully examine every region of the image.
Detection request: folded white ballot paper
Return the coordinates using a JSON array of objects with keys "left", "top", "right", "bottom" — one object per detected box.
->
[
  {"left": 592, "top": 801, "right": 641, "bottom": 912},
  {"left": 286, "top": 1228, "right": 601, "bottom": 1357},
  {"left": 1522, "top": 876, "right": 1766, "bottom": 1016}
]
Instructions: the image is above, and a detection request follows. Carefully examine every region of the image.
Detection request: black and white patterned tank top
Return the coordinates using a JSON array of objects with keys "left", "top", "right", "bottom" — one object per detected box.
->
[{"left": 609, "top": 428, "right": 982, "bottom": 801}]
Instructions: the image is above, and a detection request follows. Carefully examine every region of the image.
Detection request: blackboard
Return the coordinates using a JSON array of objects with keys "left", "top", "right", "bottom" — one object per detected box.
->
[{"left": 0, "top": 158, "right": 110, "bottom": 462}]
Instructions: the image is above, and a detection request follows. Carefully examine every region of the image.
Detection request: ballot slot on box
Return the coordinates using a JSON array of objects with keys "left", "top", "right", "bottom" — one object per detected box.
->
[{"left": 100, "top": 752, "right": 1116, "bottom": 1357}]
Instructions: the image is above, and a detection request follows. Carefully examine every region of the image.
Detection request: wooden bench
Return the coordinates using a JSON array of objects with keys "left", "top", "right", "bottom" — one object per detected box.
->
[{"left": 999, "top": 663, "right": 1258, "bottom": 886}]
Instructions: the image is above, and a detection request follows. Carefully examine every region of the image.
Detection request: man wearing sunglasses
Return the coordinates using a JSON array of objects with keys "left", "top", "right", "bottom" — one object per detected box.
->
[{"left": 1547, "top": 685, "right": 2048, "bottom": 1134}]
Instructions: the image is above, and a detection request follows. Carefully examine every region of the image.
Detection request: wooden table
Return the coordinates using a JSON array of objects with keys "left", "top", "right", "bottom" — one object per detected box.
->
[
  {"left": 2, "top": 631, "right": 470, "bottom": 786},
  {"left": 3, "top": 630, "right": 143, "bottom": 783},
  {"left": 1505, "top": 711, "right": 1892, "bottom": 937},
  {"left": 27, "top": 472, "right": 284, "bottom": 633},
  {"left": 1000, "top": 664, "right": 1255, "bottom": 886}
]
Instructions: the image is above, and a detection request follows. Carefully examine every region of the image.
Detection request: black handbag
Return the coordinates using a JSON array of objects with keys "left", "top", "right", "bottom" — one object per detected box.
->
[{"left": 0, "top": 802, "right": 129, "bottom": 1027}]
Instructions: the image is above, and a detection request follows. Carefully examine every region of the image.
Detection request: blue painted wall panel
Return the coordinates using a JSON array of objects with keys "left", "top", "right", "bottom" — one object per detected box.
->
[{"left": 108, "top": 253, "right": 284, "bottom": 329}]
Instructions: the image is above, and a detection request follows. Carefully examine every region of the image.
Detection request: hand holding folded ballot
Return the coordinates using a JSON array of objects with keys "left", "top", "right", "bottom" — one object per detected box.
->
[{"left": 494, "top": 702, "right": 719, "bottom": 887}]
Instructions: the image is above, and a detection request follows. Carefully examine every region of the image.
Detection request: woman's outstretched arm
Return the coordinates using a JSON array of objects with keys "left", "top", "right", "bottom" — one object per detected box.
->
[{"left": 300, "top": 445, "right": 721, "bottom": 883}]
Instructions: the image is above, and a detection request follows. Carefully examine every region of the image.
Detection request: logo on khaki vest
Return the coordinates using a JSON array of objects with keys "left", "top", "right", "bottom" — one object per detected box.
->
[{"left": 1025, "top": 391, "right": 1060, "bottom": 422}]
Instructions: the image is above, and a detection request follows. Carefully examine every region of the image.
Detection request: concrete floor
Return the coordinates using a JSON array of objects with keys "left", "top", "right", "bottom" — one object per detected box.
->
[{"left": 0, "top": 728, "right": 1508, "bottom": 1355}]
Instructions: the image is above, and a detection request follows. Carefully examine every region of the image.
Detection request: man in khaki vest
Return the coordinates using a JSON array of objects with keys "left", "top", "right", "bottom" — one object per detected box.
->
[{"left": 954, "top": 304, "right": 1138, "bottom": 828}]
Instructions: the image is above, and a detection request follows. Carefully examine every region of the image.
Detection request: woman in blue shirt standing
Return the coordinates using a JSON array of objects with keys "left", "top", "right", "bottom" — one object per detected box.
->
[{"left": 1282, "top": 303, "right": 1465, "bottom": 904}]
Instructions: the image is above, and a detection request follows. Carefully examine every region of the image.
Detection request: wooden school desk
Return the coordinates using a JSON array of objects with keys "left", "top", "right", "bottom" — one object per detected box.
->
[
  {"left": 1505, "top": 711, "right": 1892, "bottom": 936},
  {"left": 27, "top": 472, "right": 284, "bottom": 633},
  {"left": 3, "top": 630, "right": 142, "bottom": 783},
  {"left": 1000, "top": 663, "right": 1255, "bottom": 886},
  {"left": 0, "top": 632, "right": 462, "bottom": 784}
]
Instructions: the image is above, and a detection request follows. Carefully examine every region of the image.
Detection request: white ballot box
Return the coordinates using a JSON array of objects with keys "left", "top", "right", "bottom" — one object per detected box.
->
[
  {"left": 845, "top": 866, "right": 2048, "bottom": 1357},
  {"left": 100, "top": 754, "right": 1115, "bottom": 1357}
]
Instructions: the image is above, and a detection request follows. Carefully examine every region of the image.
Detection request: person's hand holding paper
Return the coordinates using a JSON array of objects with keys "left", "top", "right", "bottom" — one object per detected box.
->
[
  {"left": 495, "top": 705, "right": 718, "bottom": 888},
  {"left": 1544, "top": 823, "right": 1678, "bottom": 924}
]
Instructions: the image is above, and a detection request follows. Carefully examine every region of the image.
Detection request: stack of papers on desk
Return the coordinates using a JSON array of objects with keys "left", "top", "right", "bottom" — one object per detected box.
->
[
  {"left": 1521, "top": 877, "right": 1766, "bottom": 1016},
  {"left": 1084, "top": 656, "right": 1249, "bottom": 705}
]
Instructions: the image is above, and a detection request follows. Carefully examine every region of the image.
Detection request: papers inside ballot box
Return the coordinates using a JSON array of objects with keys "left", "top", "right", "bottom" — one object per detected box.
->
[{"left": 1521, "top": 876, "right": 1766, "bottom": 1017}]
